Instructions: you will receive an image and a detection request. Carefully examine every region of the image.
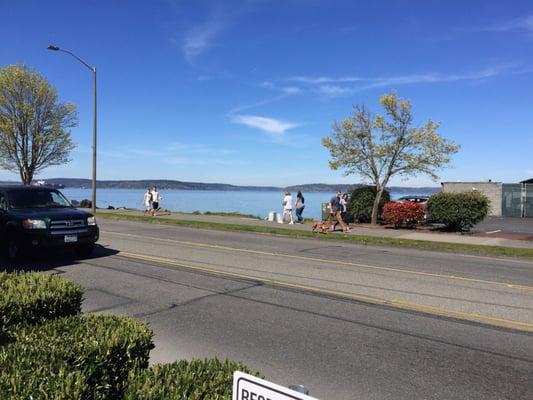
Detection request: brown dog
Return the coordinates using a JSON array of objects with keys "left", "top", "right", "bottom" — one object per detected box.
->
[{"left": 312, "top": 221, "right": 330, "bottom": 233}]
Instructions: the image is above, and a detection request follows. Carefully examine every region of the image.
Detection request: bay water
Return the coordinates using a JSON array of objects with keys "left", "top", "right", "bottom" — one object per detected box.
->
[{"left": 62, "top": 188, "right": 436, "bottom": 220}]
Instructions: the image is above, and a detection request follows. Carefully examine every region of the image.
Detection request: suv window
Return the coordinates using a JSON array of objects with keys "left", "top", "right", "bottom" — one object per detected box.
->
[{"left": 7, "top": 189, "right": 71, "bottom": 209}]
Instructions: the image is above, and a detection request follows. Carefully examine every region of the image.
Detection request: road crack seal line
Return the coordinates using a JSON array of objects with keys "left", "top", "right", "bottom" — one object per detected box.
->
[
  {"left": 102, "top": 230, "right": 533, "bottom": 293},
  {"left": 117, "top": 251, "right": 533, "bottom": 333}
]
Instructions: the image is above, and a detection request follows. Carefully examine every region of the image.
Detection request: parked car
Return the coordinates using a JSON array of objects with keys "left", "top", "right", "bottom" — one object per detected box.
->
[
  {"left": 396, "top": 196, "right": 429, "bottom": 204},
  {"left": 0, "top": 186, "right": 99, "bottom": 261},
  {"left": 394, "top": 196, "right": 430, "bottom": 221}
]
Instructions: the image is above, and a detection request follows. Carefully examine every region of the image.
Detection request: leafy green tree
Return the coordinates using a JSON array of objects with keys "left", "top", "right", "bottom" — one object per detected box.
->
[
  {"left": 322, "top": 92, "right": 460, "bottom": 225},
  {"left": 348, "top": 186, "right": 390, "bottom": 223},
  {"left": 0, "top": 65, "right": 77, "bottom": 184}
]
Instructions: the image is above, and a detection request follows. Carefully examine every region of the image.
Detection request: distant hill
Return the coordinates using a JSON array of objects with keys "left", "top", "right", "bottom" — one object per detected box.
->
[
  {"left": 41, "top": 178, "right": 439, "bottom": 194},
  {"left": 286, "top": 183, "right": 439, "bottom": 194},
  {"left": 44, "top": 178, "right": 280, "bottom": 191}
]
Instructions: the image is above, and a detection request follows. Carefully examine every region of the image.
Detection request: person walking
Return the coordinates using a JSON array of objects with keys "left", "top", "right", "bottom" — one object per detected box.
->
[
  {"left": 151, "top": 187, "right": 161, "bottom": 216},
  {"left": 334, "top": 193, "right": 350, "bottom": 230},
  {"left": 329, "top": 191, "right": 350, "bottom": 233},
  {"left": 295, "top": 191, "right": 305, "bottom": 223},
  {"left": 280, "top": 191, "right": 294, "bottom": 224},
  {"left": 341, "top": 193, "right": 351, "bottom": 225},
  {"left": 143, "top": 188, "right": 152, "bottom": 216}
]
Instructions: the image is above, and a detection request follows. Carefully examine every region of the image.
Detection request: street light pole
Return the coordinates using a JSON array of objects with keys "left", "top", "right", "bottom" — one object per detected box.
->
[
  {"left": 48, "top": 45, "right": 97, "bottom": 215},
  {"left": 92, "top": 67, "right": 97, "bottom": 216}
]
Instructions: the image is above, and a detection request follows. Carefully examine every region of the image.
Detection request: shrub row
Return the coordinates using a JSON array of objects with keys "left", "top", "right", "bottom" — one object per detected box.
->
[
  {"left": 348, "top": 186, "right": 490, "bottom": 231},
  {"left": 0, "top": 272, "right": 261, "bottom": 399},
  {"left": 0, "top": 271, "right": 83, "bottom": 341},
  {"left": 0, "top": 314, "right": 154, "bottom": 400},
  {"left": 427, "top": 191, "right": 489, "bottom": 231},
  {"left": 125, "top": 358, "right": 262, "bottom": 400},
  {"left": 382, "top": 202, "right": 425, "bottom": 228}
]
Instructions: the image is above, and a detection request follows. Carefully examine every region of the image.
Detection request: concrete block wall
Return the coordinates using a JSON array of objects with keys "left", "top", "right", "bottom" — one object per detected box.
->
[{"left": 441, "top": 182, "right": 502, "bottom": 216}]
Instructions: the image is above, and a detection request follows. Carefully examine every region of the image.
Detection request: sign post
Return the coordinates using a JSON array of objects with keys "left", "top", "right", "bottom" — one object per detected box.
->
[{"left": 233, "top": 371, "right": 319, "bottom": 400}]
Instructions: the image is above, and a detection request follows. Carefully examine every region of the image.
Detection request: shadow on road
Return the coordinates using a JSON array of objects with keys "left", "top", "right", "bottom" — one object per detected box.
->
[{"left": 0, "top": 245, "right": 119, "bottom": 273}]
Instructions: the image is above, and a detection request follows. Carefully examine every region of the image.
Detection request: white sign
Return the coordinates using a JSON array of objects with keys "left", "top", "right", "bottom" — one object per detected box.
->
[{"left": 233, "top": 371, "right": 319, "bottom": 400}]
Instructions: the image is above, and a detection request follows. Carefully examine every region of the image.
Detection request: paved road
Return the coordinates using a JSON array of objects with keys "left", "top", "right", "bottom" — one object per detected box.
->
[
  {"left": 475, "top": 217, "right": 533, "bottom": 235},
  {"left": 5, "top": 219, "right": 533, "bottom": 399}
]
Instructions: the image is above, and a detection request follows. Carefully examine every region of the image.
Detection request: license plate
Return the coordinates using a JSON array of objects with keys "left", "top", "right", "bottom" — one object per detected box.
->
[{"left": 64, "top": 235, "right": 78, "bottom": 243}]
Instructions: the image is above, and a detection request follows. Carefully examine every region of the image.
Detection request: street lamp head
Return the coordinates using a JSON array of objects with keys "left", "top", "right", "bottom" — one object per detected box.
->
[{"left": 47, "top": 45, "right": 60, "bottom": 51}]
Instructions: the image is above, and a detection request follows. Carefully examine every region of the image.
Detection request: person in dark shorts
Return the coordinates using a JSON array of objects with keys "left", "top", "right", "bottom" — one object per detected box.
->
[
  {"left": 328, "top": 191, "right": 350, "bottom": 233},
  {"left": 334, "top": 193, "right": 350, "bottom": 230},
  {"left": 151, "top": 187, "right": 161, "bottom": 216}
]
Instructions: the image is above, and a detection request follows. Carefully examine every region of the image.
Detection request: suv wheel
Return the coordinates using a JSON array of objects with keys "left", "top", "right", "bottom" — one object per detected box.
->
[{"left": 75, "top": 243, "right": 95, "bottom": 258}]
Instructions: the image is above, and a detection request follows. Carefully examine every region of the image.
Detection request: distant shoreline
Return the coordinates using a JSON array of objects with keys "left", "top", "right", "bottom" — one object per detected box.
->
[{"left": 0, "top": 178, "right": 440, "bottom": 194}]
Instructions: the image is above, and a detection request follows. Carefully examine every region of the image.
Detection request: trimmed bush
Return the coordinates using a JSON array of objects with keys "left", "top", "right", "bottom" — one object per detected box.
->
[
  {"left": 0, "top": 314, "right": 154, "bottom": 400},
  {"left": 348, "top": 186, "right": 391, "bottom": 223},
  {"left": 80, "top": 199, "right": 93, "bottom": 208},
  {"left": 382, "top": 202, "right": 425, "bottom": 228},
  {"left": 427, "top": 191, "right": 490, "bottom": 231},
  {"left": 0, "top": 360, "right": 89, "bottom": 400},
  {"left": 0, "top": 272, "right": 83, "bottom": 336},
  {"left": 125, "top": 358, "right": 263, "bottom": 400}
]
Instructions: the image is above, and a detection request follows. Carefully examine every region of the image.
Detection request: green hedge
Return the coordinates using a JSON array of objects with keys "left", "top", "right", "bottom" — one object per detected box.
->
[
  {"left": 0, "top": 314, "right": 154, "bottom": 400},
  {"left": 348, "top": 186, "right": 391, "bottom": 223},
  {"left": 125, "top": 358, "right": 262, "bottom": 400},
  {"left": 0, "top": 272, "right": 83, "bottom": 340},
  {"left": 427, "top": 191, "right": 490, "bottom": 231}
]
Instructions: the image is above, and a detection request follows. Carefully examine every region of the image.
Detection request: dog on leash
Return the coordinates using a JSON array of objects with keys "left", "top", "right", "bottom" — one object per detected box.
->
[{"left": 312, "top": 221, "right": 330, "bottom": 233}]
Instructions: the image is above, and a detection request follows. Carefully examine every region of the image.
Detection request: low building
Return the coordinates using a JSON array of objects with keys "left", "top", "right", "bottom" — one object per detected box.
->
[{"left": 441, "top": 179, "right": 533, "bottom": 217}]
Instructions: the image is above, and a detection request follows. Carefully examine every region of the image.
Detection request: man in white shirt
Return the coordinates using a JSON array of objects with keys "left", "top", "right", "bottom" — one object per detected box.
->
[
  {"left": 151, "top": 187, "right": 161, "bottom": 216},
  {"left": 281, "top": 191, "right": 294, "bottom": 224}
]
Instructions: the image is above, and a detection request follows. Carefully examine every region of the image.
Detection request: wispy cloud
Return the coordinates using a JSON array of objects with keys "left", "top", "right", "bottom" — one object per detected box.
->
[
  {"left": 228, "top": 94, "right": 289, "bottom": 114},
  {"left": 231, "top": 115, "right": 298, "bottom": 136},
  {"left": 179, "top": 1, "right": 267, "bottom": 64},
  {"left": 259, "top": 81, "right": 275, "bottom": 89},
  {"left": 289, "top": 76, "right": 364, "bottom": 84},
  {"left": 464, "top": 15, "right": 533, "bottom": 35},
  {"left": 227, "top": 82, "right": 303, "bottom": 115},
  {"left": 281, "top": 86, "right": 302, "bottom": 94},
  {"left": 357, "top": 67, "right": 503, "bottom": 89},
  {"left": 258, "top": 81, "right": 303, "bottom": 95},
  {"left": 316, "top": 84, "right": 354, "bottom": 96},
  {"left": 433, "top": 15, "right": 533, "bottom": 42},
  {"left": 183, "top": 12, "right": 227, "bottom": 63},
  {"left": 287, "top": 65, "right": 525, "bottom": 97}
]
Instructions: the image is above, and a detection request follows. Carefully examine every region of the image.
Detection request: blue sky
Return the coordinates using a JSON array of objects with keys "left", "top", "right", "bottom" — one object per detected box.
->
[{"left": 1, "top": 0, "right": 532, "bottom": 187}]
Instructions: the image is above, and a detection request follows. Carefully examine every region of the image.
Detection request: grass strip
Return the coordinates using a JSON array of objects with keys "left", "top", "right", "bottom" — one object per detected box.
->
[
  {"left": 191, "top": 210, "right": 261, "bottom": 219},
  {"left": 97, "top": 212, "right": 533, "bottom": 260}
]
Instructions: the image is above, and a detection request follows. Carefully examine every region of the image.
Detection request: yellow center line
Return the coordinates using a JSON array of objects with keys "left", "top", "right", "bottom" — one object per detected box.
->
[
  {"left": 102, "top": 230, "right": 533, "bottom": 293},
  {"left": 117, "top": 251, "right": 533, "bottom": 333}
]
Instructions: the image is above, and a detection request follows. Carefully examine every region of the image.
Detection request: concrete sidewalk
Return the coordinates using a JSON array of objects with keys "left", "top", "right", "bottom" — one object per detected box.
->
[{"left": 96, "top": 208, "right": 533, "bottom": 250}]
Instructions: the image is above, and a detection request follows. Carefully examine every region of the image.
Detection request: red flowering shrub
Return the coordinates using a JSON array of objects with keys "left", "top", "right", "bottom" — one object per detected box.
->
[{"left": 382, "top": 202, "right": 425, "bottom": 228}]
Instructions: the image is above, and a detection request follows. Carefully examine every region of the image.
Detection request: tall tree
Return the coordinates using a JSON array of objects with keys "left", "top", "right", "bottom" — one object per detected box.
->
[
  {"left": 322, "top": 92, "right": 460, "bottom": 225},
  {"left": 0, "top": 64, "right": 77, "bottom": 184}
]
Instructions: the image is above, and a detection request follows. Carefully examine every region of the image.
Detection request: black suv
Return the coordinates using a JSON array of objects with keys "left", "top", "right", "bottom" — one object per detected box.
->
[{"left": 0, "top": 186, "right": 99, "bottom": 261}]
